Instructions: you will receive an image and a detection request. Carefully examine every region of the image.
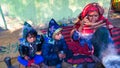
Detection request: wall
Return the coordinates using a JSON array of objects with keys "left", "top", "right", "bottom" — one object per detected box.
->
[{"left": 0, "top": 0, "right": 111, "bottom": 26}]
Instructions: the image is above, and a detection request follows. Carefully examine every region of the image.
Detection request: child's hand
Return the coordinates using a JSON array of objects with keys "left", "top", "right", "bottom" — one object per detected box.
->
[
  {"left": 58, "top": 53, "right": 66, "bottom": 59},
  {"left": 36, "top": 51, "right": 42, "bottom": 55},
  {"left": 24, "top": 56, "right": 30, "bottom": 60}
]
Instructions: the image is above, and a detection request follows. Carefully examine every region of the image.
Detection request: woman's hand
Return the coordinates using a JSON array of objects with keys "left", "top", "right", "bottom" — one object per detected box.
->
[
  {"left": 94, "top": 23, "right": 106, "bottom": 29},
  {"left": 82, "top": 16, "right": 90, "bottom": 23},
  {"left": 84, "top": 19, "right": 103, "bottom": 26},
  {"left": 78, "top": 16, "right": 90, "bottom": 31},
  {"left": 82, "top": 16, "right": 96, "bottom": 26},
  {"left": 85, "top": 20, "right": 106, "bottom": 29}
]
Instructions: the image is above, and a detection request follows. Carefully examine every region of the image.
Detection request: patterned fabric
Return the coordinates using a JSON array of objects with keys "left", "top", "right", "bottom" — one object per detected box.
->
[
  {"left": 18, "top": 22, "right": 44, "bottom": 66},
  {"left": 79, "top": 2, "right": 104, "bottom": 20},
  {"left": 72, "top": 30, "right": 93, "bottom": 50},
  {"left": 42, "top": 36, "right": 72, "bottom": 66},
  {"left": 77, "top": 2, "right": 113, "bottom": 30},
  {"left": 48, "top": 18, "right": 62, "bottom": 38},
  {"left": 19, "top": 35, "right": 43, "bottom": 58},
  {"left": 19, "top": 35, "right": 42, "bottom": 47},
  {"left": 18, "top": 22, "right": 44, "bottom": 58},
  {"left": 62, "top": 26, "right": 94, "bottom": 64},
  {"left": 110, "top": 27, "right": 120, "bottom": 54},
  {"left": 22, "top": 21, "right": 34, "bottom": 38},
  {"left": 71, "top": 2, "right": 113, "bottom": 57},
  {"left": 67, "top": 54, "right": 94, "bottom": 64}
]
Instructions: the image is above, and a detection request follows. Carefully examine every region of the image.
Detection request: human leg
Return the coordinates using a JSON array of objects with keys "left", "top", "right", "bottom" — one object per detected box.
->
[
  {"left": 17, "top": 56, "right": 28, "bottom": 67},
  {"left": 33, "top": 55, "right": 44, "bottom": 64}
]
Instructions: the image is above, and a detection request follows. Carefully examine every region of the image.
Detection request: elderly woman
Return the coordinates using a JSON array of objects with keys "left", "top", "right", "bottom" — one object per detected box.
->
[{"left": 69, "top": 2, "right": 113, "bottom": 68}]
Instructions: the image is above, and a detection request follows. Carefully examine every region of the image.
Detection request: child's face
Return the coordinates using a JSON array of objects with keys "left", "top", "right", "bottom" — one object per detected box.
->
[
  {"left": 54, "top": 32, "right": 62, "bottom": 40},
  {"left": 87, "top": 11, "right": 99, "bottom": 23},
  {"left": 26, "top": 34, "right": 36, "bottom": 43}
]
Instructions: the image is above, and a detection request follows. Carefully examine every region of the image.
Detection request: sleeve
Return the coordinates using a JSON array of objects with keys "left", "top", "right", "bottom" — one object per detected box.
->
[
  {"left": 36, "top": 44, "right": 42, "bottom": 51},
  {"left": 71, "top": 30, "right": 80, "bottom": 41},
  {"left": 40, "top": 35, "right": 44, "bottom": 45},
  {"left": 37, "top": 35, "right": 44, "bottom": 51},
  {"left": 18, "top": 44, "right": 29, "bottom": 57},
  {"left": 42, "top": 42, "right": 59, "bottom": 60},
  {"left": 61, "top": 38, "right": 73, "bottom": 59}
]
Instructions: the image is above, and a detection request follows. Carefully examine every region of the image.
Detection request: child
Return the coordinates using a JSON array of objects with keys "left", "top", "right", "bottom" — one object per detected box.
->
[
  {"left": 42, "top": 19, "right": 72, "bottom": 68},
  {"left": 17, "top": 22, "right": 44, "bottom": 68}
]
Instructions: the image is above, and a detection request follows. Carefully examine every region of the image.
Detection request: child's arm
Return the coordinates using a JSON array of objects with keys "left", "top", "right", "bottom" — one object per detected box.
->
[
  {"left": 18, "top": 45, "right": 29, "bottom": 58},
  {"left": 36, "top": 43, "right": 42, "bottom": 55},
  {"left": 61, "top": 38, "right": 73, "bottom": 59},
  {"left": 42, "top": 42, "right": 59, "bottom": 60},
  {"left": 36, "top": 35, "right": 44, "bottom": 55}
]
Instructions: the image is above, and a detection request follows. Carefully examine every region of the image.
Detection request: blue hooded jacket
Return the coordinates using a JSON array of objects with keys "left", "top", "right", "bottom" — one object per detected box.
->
[
  {"left": 18, "top": 22, "right": 44, "bottom": 58},
  {"left": 42, "top": 19, "right": 72, "bottom": 66}
]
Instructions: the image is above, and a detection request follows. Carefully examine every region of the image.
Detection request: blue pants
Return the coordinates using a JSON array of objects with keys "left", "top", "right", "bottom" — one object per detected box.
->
[{"left": 17, "top": 55, "right": 44, "bottom": 66}]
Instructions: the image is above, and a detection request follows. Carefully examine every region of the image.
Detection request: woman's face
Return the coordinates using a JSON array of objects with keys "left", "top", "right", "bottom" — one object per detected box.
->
[{"left": 87, "top": 11, "right": 99, "bottom": 23}]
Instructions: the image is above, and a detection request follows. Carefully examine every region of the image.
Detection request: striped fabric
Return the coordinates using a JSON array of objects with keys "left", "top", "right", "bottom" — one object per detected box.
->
[
  {"left": 110, "top": 27, "right": 120, "bottom": 54},
  {"left": 61, "top": 26, "right": 94, "bottom": 64},
  {"left": 40, "top": 25, "right": 120, "bottom": 64},
  {"left": 61, "top": 26, "right": 120, "bottom": 55}
]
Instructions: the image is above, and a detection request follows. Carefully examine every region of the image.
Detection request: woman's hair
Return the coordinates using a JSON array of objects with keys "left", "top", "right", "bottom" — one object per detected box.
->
[
  {"left": 78, "top": 2, "right": 104, "bottom": 20},
  {"left": 26, "top": 29, "right": 37, "bottom": 38}
]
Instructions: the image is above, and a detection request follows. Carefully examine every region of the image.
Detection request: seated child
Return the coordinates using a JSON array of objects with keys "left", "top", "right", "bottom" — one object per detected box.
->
[
  {"left": 42, "top": 19, "right": 72, "bottom": 68},
  {"left": 17, "top": 22, "right": 44, "bottom": 68}
]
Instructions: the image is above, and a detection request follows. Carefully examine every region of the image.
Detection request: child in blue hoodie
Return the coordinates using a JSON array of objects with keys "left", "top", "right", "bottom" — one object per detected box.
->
[
  {"left": 42, "top": 19, "right": 72, "bottom": 68},
  {"left": 17, "top": 22, "right": 44, "bottom": 68}
]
